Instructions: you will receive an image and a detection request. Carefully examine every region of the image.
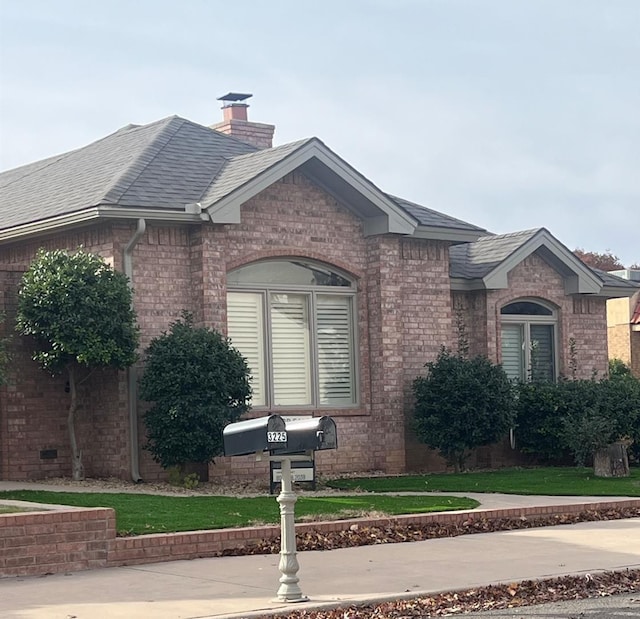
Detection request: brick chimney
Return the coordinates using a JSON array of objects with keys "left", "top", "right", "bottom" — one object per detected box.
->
[{"left": 211, "top": 93, "right": 275, "bottom": 149}]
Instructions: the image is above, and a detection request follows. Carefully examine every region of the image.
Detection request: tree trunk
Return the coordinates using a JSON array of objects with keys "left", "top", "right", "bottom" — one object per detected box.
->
[
  {"left": 67, "top": 364, "right": 84, "bottom": 481},
  {"left": 593, "top": 442, "right": 630, "bottom": 478}
]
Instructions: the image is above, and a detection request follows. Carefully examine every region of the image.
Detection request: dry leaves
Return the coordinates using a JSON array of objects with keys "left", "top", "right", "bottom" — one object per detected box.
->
[
  {"left": 218, "top": 506, "right": 640, "bottom": 556},
  {"left": 260, "top": 569, "right": 640, "bottom": 618}
]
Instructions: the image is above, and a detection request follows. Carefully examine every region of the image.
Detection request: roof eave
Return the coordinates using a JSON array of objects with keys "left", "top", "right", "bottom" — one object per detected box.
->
[
  {"left": 596, "top": 285, "right": 640, "bottom": 299},
  {"left": 413, "top": 226, "right": 485, "bottom": 243},
  {"left": 205, "top": 140, "right": 418, "bottom": 236},
  {"left": 0, "top": 206, "right": 206, "bottom": 244}
]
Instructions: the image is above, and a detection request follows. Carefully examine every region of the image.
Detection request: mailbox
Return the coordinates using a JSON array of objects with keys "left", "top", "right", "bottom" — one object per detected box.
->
[
  {"left": 271, "top": 416, "right": 338, "bottom": 455},
  {"left": 223, "top": 414, "right": 288, "bottom": 456}
]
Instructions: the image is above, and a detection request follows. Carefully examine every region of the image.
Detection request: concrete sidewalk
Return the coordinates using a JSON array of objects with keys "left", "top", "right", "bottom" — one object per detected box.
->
[{"left": 1, "top": 512, "right": 638, "bottom": 619}]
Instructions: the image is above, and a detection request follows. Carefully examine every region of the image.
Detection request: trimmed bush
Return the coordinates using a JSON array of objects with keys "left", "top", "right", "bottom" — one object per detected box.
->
[
  {"left": 140, "top": 312, "right": 251, "bottom": 472},
  {"left": 413, "top": 348, "right": 515, "bottom": 472}
]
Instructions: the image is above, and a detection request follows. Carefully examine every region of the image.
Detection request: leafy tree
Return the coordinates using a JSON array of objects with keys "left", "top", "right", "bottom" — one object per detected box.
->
[
  {"left": 573, "top": 249, "right": 625, "bottom": 271},
  {"left": 16, "top": 249, "right": 139, "bottom": 480},
  {"left": 413, "top": 348, "right": 515, "bottom": 472},
  {"left": 140, "top": 312, "right": 251, "bottom": 475}
]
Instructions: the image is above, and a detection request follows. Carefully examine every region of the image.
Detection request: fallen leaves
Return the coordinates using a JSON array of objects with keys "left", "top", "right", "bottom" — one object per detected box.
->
[
  {"left": 260, "top": 569, "right": 640, "bottom": 618},
  {"left": 218, "top": 506, "right": 640, "bottom": 557}
]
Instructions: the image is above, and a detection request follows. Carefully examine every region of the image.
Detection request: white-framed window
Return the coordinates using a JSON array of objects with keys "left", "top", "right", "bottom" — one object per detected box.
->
[
  {"left": 227, "top": 259, "right": 357, "bottom": 409},
  {"left": 500, "top": 300, "right": 557, "bottom": 382}
]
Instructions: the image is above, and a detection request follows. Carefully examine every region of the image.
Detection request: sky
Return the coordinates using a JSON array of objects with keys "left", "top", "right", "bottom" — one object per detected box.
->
[{"left": 0, "top": 0, "right": 638, "bottom": 266}]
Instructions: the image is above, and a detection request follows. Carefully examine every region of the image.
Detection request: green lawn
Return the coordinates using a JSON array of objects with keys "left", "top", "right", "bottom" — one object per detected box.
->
[
  {"left": 326, "top": 467, "right": 640, "bottom": 496},
  {"left": 0, "top": 491, "right": 478, "bottom": 536}
]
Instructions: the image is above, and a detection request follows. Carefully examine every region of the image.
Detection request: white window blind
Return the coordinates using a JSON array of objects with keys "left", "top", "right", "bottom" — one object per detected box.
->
[
  {"left": 227, "top": 292, "right": 266, "bottom": 406},
  {"left": 270, "top": 294, "right": 311, "bottom": 406},
  {"left": 317, "top": 295, "right": 354, "bottom": 405},
  {"left": 501, "top": 323, "right": 525, "bottom": 381}
]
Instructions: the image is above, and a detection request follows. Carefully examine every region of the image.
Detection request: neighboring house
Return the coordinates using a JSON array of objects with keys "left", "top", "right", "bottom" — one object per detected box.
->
[
  {"left": 607, "top": 269, "right": 640, "bottom": 377},
  {"left": 1, "top": 96, "right": 636, "bottom": 481}
]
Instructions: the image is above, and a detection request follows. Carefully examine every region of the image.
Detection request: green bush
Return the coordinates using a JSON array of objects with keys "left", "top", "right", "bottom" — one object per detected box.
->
[
  {"left": 413, "top": 348, "right": 515, "bottom": 472},
  {"left": 609, "top": 358, "right": 632, "bottom": 378},
  {"left": 140, "top": 312, "right": 251, "bottom": 470},
  {"left": 515, "top": 375, "right": 640, "bottom": 466},
  {"left": 514, "top": 381, "right": 571, "bottom": 463}
]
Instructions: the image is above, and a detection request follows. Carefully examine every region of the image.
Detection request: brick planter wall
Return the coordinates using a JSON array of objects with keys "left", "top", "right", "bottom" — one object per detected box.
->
[{"left": 3, "top": 498, "right": 639, "bottom": 578}]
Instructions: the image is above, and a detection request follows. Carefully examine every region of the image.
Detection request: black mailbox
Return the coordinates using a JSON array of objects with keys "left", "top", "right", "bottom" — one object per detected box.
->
[
  {"left": 271, "top": 416, "right": 338, "bottom": 455},
  {"left": 223, "top": 415, "right": 288, "bottom": 456}
]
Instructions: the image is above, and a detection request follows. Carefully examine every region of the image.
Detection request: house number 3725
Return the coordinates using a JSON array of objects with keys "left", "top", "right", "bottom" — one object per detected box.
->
[{"left": 267, "top": 431, "right": 287, "bottom": 443}]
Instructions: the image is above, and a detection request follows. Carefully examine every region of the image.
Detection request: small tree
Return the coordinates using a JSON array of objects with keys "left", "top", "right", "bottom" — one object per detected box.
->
[
  {"left": 16, "top": 249, "right": 139, "bottom": 480},
  {"left": 413, "top": 348, "right": 515, "bottom": 472},
  {"left": 140, "top": 312, "right": 251, "bottom": 477}
]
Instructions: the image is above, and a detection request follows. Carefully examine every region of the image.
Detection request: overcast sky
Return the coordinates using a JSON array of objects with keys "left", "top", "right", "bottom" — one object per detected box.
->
[{"left": 1, "top": 0, "right": 638, "bottom": 266}]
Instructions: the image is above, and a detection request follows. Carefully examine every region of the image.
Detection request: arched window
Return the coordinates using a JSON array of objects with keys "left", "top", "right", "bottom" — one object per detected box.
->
[
  {"left": 500, "top": 300, "right": 557, "bottom": 382},
  {"left": 227, "top": 259, "right": 357, "bottom": 408}
]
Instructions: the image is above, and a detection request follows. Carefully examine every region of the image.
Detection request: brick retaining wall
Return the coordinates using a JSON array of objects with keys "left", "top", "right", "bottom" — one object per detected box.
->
[{"left": 2, "top": 499, "right": 639, "bottom": 578}]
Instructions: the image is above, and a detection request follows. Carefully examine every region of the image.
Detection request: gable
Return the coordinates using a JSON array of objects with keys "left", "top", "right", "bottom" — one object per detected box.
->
[{"left": 450, "top": 228, "right": 605, "bottom": 295}]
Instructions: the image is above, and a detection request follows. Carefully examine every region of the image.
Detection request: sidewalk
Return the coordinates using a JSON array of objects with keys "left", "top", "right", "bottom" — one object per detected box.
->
[{"left": 1, "top": 488, "right": 639, "bottom": 619}]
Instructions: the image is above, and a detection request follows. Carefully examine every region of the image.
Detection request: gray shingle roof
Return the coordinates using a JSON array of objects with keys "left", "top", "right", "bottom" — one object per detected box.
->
[
  {"left": 0, "top": 116, "right": 256, "bottom": 230},
  {"left": 0, "top": 115, "right": 483, "bottom": 237},
  {"left": 388, "top": 195, "right": 485, "bottom": 232},
  {"left": 202, "top": 138, "right": 313, "bottom": 206},
  {"left": 592, "top": 268, "right": 640, "bottom": 289},
  {"left": 449, "top": 229, "right": 541, "bottom": 278}
]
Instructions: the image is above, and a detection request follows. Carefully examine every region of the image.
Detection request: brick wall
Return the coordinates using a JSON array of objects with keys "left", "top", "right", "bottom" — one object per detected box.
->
[
  {"left": 0, "top": 506, "right": 114, "bottom": 577},
  {"left": 3, "top": 498, "right": 639, "bottom": 578}
]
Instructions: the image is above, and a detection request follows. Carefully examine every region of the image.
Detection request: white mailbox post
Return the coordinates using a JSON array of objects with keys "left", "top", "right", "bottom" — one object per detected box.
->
[{"left": 223, "top": 415, "right": 338, "bottom": 603}]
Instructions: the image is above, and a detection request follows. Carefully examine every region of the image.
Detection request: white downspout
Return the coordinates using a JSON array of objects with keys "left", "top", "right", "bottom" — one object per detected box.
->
[{"left": 123, "top": 218, "right": 146, "bottom": 482}]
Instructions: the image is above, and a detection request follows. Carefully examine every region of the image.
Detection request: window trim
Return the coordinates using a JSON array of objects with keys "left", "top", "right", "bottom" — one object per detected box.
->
[
  {"left": 227, "top": 261, "right": 359, "bottom": 410},
  {"left": 500, "top": 299, "right": 559, "bottom": 382}
]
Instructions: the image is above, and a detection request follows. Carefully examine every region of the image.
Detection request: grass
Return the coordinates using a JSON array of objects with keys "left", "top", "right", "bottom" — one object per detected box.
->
[
  {"left": 0, "top": 505, "right": 30, "bottom": 514},
  {"left": 326, "top": 467, "right": 640, "bottom": 496},
  {"left": 0, "top": 490, "right": 478, "bottom": 536}
]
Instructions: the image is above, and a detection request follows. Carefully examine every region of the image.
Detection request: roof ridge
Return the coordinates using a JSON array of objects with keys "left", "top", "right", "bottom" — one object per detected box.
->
[{"left": 100, "top": 117, "right": 186, "bottom": 204}]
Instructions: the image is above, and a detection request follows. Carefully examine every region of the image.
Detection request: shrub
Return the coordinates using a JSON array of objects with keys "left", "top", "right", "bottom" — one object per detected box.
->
[
  {"left": 514, "top": 381, "right": 571, "bottom": 463},
  {"left": 140, "top": 312, "right": 251, "bottom": 471},
  {"left": 515, "top": 375, "right": 640, "bottom": 467},
  {"left": 413, "top": 348, "right": 515, "bottom": 472},
  {"left": 609, "top": 358, "right": 632, "bottom": 378}
]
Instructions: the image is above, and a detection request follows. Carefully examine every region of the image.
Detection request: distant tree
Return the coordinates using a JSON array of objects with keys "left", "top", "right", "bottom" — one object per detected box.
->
[
  {"left": 16, "top": 249, "right": 139, "bottom": 480},
  {"left": 573, "top": 249, "right": 624, "bottom": 271},
  {"left": 630, "top": 263, "right": 640, "bottom": 270},
  {"left": 413, "top": 348, "right": 515, "bottom": 472},
  {"left": 140, "top": 312, "right": 251, "bottom": 478}
]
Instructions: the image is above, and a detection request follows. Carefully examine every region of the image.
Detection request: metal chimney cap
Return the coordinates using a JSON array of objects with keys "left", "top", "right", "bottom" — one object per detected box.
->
[{"left": 217, "top": 92, "right": 253, "bottom": 102}]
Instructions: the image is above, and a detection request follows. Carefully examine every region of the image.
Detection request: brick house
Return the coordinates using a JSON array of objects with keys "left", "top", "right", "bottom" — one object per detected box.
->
[
  {"left": 1, "top": 97, "right": 636, "bottom": 482},
  {"left": 607, "top": 270, "right": 640, "bottom": 377}
]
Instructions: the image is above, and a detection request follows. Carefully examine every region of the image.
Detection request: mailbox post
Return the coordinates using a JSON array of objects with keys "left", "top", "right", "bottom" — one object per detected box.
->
[{"left": 223, "top": 415, "right": 338, "bottom": 603}]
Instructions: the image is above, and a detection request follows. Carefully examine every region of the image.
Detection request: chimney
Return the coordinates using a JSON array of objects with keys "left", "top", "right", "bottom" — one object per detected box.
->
[{"left": 211, "top": 92, "right": 275, "bottom": 149}]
